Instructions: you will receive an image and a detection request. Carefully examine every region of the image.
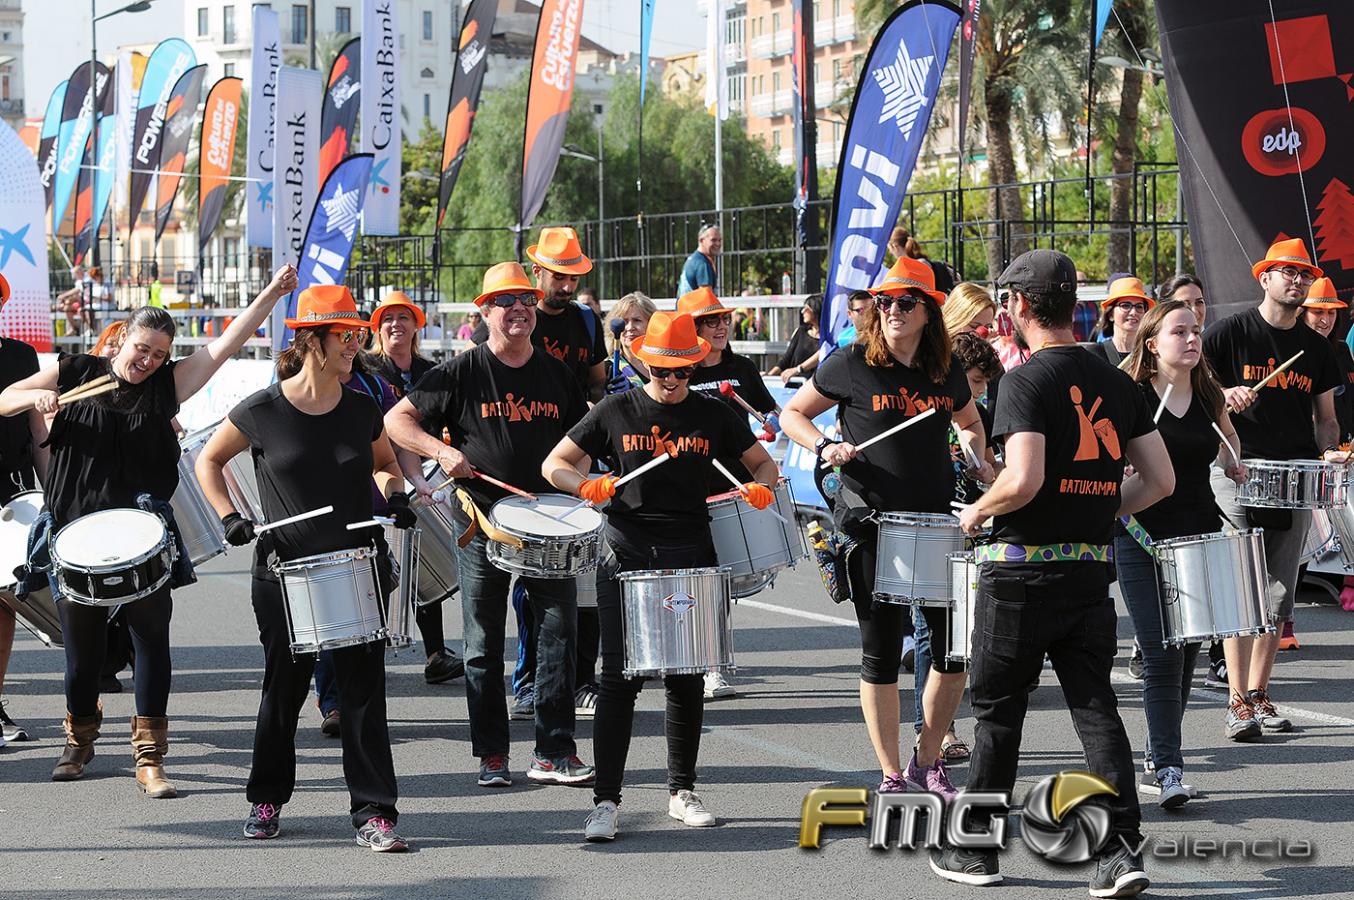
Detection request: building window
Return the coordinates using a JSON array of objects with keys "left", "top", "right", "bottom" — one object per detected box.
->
[
  {"left": 224, "top": 237, "right": 240, "bottom": 269},
  {"left": 423, "top": 93, "right": 431, "bottom": 119},
  {"left": 772, "top": 129, "right": 782, "bottom": 150},
  {"left": 422, "top": 10, "right": 433, "bottom": 41},
  {"left": 420, "top": 67, "right": 435, "bottom": 79},
  {"left": 335, "top": 6, "right": 351, "bottom": 33},
  {"left": 197, "top": 8, "right": 208, "bottom": 36},
  {"left": 773, "top": 71, "right": 781, "bottom": 92},
  {"left": 833, "top": 0, "right": 843, "bottom": 18},
  {"left": 729, "top": 72, "right": 745, "bottom": 109},
  {"left": 772, "top": 12, "right": 780, "bottom": 32},
  {"left": 833, "top": 58, "right": 842, "bottom": 81},
  {"left": 291, "top": 4, "right": 308, "bottom": 44},
  {"left": 224, "top": 62, "right": 235, "bottom": 77},
  {"left": 223, "top": 6, "right": 236, "bottom": 44}
]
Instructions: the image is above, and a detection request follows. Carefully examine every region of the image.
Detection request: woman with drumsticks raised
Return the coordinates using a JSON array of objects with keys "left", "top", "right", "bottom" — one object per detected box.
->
[
  {"left": 195, "top": 285, "right": 412, "bottom": 851},
  {"left": 542, "top": 309, "right": 780, "bottom": 842},
  {"left": 1116, "top": 299, "right": 1247, "bottom": 808},
  {"left": 780, "top": 256, "right": 993, "bottom": 802},
  {"left": 0, "top": 265, "right": 297, "bottom": 797}
]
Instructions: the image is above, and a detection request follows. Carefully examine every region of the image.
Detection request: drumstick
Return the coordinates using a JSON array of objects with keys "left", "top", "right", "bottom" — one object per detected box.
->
[
  {"left": 256, "top": 505, "right": 334, "bottom": 534},
  {"left": 719, "top": 382, "right": 778, "bottom": 442},
  {"left": 347, "top": 515, "right": 396, "bottom": 531},
  {"left": 1211, "top": 422, "right": 1242, "bottom": 468},
  {"left": 711, "top": 458, "right": 790, "bottom": 525},
  {"left": 854, "top": 407, "right": 937, "bottom": 452},
  {"left": 1253, "top": 350, "right": 1303, "bottom": 390},
  {"left": 472, "top": 468, "right": 537, "bottom": 501},
  {"left": 57, "top": 380, "right": 119, "bottom": 406},
  {"left": 1153, "top": 381, "right": 1173, "bottom": 424},
  {"left": 958, "top": 433, "right": 982, "bottom": 471},
  {"left": 557, "top": 443, "right": 679, "bottom": 517},
  {"left": 56, "top": 374, "right": 113, "bottom": 403}
]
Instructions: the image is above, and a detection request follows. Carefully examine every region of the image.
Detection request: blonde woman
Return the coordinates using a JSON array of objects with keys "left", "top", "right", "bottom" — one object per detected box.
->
[
  {"left": 605, "top": 292, "right": 657, "bottom": 393},
  {"left": 941, "top": 283, "right": 998, "bottom": 338}
]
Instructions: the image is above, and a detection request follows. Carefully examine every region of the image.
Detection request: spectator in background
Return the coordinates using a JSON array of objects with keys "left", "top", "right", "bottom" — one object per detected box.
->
[
  {"left": 456, "top": 311, "right": 481, "bottom": 341},
  {"left": 767, "top": 293, "right": 823, "bottom": 384},
  {"left": 1072, "top": 269, "right": 1099, "bottom": 341},
  {"left": 1092, "top": 275, "right": 1155, "bottom": 366},
  {"left": 941, "top": 283, "right": 998, "bottom": 338},
  {"left": 576, "top": 287, "right": 603, "bottom": 320},
  {"left": 732, "top": 308, "right": 749, "bottom": 341},
  {"left": 887, "top": 226, "right": 958, "bottom": 294},
  {"left": 678, "top": 224, "right": 721, "bottom": 295},
  {"left": 84, "top": 267, "right": 110, "bottom": 333},
  {"left": 56, "top": 266, "right": 86, "bottom": 336},
  {"left": 1158, "top": 273, "right": 1207, "bottom": 329}
]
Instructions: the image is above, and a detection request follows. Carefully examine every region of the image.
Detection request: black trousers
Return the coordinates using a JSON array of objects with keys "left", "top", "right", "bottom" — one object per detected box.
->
[
  {"left": 592, "top": 526, "right": 712, "bottom": 807},
  {"left": 415, "top": 600, "right": 445, "bottom": 657},
  {"left": 59, "top": 584, "right": 172, "bottom": 718},
  {"left": 967, "top": 562, "right": 1142, "bottom": 842},
  {"left": 247, "top": 576, "right": 398, "bottom": 828}
]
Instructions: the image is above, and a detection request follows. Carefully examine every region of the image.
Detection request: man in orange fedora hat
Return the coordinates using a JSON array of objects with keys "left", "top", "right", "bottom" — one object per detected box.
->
[
  {"left": 1203, "top": 237, "right": 1341, "bottom": 740},
  {"left": 385, "top": 261, "right": 595, "bottom": 790}
]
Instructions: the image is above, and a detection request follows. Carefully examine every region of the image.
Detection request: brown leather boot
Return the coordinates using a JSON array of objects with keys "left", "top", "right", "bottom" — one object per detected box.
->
[
  {"left": 51, "top": 707, "right": 102, "bottom": 781},
  {"left": 131, "top": 715, "right": 177, "bottom": 799}
]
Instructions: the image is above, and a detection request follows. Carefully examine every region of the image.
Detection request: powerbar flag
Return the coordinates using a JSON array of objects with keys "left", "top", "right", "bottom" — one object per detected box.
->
[
  {"left": 128, "top": 38, "right": 196, "bottom": 235},
  {"left": 1156, "top": 1, "right": 1354, "bottom": 320},
  {"left": 957, "top": 0, "right": 981, "bottom": 158},
  {"left": 437, "top": 0, "right": 497, "bottom": 227},
  {"left": 1094, "top": 0, "right": 1115, "bottom": 47},
  {"left": 53, "top": 61, "right": 110, "bottom": 236},
  {"left": 0, "top": 119, "right": 54, "bottom": 351},
  {"left": 318, "top": 37, "right": 361, "bottom": 187},
  {"left": 37, "top": 80, "right": 66, "bottom": 212},
  {"left": 72, "top": 76, "right": 117, "bottom": 264},
  {"left": 822, "top": 0, "right": 960, "bottom": 350},
  {"left": 519, "top": 0, "right": 586, "bottom": 232},
  {"left": 153, "top": 64, "right": 207, "bottom": 245},
  {"left": 791, "top": 0, "right": 809, "bottom": 242},
  {"left": 247, "top": 5, "right": 281, "bottom": 248},
  {"left": 271, "top": 66, "right": 322, "bottom": 348},
  {"left": 112, "top": 52, "right": 145, "bottom": 217},
  {"left": 360, "top": 0, "right": 400, "bottom": 235},
  {"left": 198, "top": 76, "right": 243, "bottom": 254}
]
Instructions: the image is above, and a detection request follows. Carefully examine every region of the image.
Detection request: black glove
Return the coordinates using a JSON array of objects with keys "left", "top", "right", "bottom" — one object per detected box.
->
[
  {"left": 386, "top": 491, "right": 417, "bottom": 530},
  {"left": 221, "top": 512, "right": 256, "bottom": 546}
]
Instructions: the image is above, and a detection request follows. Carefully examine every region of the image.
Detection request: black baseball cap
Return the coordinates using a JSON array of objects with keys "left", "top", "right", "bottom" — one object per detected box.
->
[{"left": 997, "top": 249, "right": 1077, "bottom": 295}]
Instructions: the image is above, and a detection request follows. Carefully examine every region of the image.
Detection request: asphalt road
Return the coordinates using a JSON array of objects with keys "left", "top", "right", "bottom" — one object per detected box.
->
[{"left": 1, "top": 552, "right": 1350, "bottom": 899}]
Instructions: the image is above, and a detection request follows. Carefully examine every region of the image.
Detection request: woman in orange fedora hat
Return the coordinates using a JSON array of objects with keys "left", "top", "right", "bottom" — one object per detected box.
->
[
  {"left": 780, "top": 257, "right": 993, "bottom": 803},
  {"left": 1093, "top": 275, "right": 1155, "bottom": 366},
  {"left": 0, "top": 264, "right": 298, "bottom": 799},
  {"left": 195, "top": 283, "right": 412, "bottom": 851},
  {"left": 542, "top": 310, "right": 781, "bottom": 842}
]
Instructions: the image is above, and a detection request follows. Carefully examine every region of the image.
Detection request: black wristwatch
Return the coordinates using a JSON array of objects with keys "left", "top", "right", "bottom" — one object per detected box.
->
[{"left": 815, "top": 436, "right": 835, "bottom": 456}]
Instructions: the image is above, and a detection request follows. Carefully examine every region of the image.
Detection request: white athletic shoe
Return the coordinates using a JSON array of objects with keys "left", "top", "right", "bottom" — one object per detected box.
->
[
  {"left": 584, "top": 801, "right": 619, "bottom": 842},
  {"left": 668, "top": 790, "right": 717, "bottom": 827},
  {"left": 703, "top": 671, "right": 735, "bottom": 700}
]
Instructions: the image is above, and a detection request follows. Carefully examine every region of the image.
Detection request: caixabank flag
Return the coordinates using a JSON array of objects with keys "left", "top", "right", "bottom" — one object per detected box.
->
[{"left": 0, "top": 120, "right": 53, "bottom": 351}]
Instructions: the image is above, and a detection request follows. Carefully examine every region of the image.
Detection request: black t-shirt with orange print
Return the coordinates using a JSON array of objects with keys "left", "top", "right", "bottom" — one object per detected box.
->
[
  {"left": 470, "top": 303, "right": 606, "bottom": 390},
  {"left": 991, "top": 346, "right": 1153, "bottom": 548},
  {"left": 1203, "top": 307, "right": 1340, "bottom": 460},
  {"left": 568, "top": 387, "right": 756, "bottom": 542},
  {"left": 407, "top": 344, "right": 587, "bottom": 513}
]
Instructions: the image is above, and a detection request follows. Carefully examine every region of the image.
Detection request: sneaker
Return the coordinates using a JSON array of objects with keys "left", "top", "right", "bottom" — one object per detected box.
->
[
  {"left": 1203, "top": 658, "right": 1228, "bottom": 689},
  {"left": 574, "top": 682, "right": 599, "bottom": 718},
  {"left": 929, "top": 844, "right": 1002, "bottom": 886},
  {"left": 0, "top": 702, "right": 29, "bottom": 743},
  {"left": 356, "top": 817, "right": 408, "bottom": 852},
  {"left": 904, "top": 752, "right": 959, "bottom": 802},
  {"left": 511, "top": 686, "right": 535, "bottom": 721},
  {"left": 319, "top": 708, "right": 341, "bottom": 738},
  {"left": 668, "top": 789, "right": 717, "bottom": 827},
  {"left": 424, "top": 648, "right": 465, "bottom": 684},
  {"left": 584, "top": 801, "right": 619, "bottom": 842},
  {"left": 1340, "top": 585, "right": 1354, "bottom": 611},
  {"left": 527, "top": 754, "right": 596, "bottom": 786},
  {"left": 1139, "top": 764, "right": 1198, "bottom": 798},
  {"left": 703, "top": 670, "right": 735, "bottom": 700},
  {"left": 1128, "top": 643, "right": 1145, "bottom": 680},
  {"left": 902, "top": 636, "right": 916, "bottom": 674},
  {"left": 243, "top": 803, "right": 282, "bottom": 839},
  {"left": 1089, "top": 842, "right": 1150, "bottom": 898},
  {"left": 1278, "top": 620, "right": 1299, "bottom": 651},
  {"left": 1246, "top": 689, "right": 1292, "bottom": 732},
  {"left": 1156, "top": 766, "right": 1190, "bottom": 810},
  {"left": 478, "top": 754, "right": 512, "bottom": 787},
  {"left": 1225, "top": 695, "right": 1262, "bottom": 742},
  {"left": 878, "top": 771, "right": 907, "bottom": 794}
]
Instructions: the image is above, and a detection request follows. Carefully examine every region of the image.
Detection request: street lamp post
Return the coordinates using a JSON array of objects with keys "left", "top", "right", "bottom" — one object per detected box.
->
[{"left": 561, "top": 133, "right": 605, "bottom": 300}]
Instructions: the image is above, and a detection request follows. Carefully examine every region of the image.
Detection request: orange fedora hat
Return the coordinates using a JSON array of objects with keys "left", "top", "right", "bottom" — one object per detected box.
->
[
  {"left": 676, "top": 286, "right": 729, "bottom": 320},
  {"left": 1101, "top": 276, "right": 1155, "bottom": 310},
  {"left": 631, "top": 311, "right": 711, "bottom": 368},
  {"left": 285, "top": 285, "right": 371, "bottom": 330},
  {"left": 473, "top": 261, "right": 545, "bottom": 307},
  {"left": 1302, "top": 277, "right": 1346, "bottom": 310},
  {"left": 0, "top": 272, "right": 9, "bottom": 304},
  {"left": 871, "top": 256, "right": 947, "bottom": 305},
  {"left": 370, "top": 290, "right": 427, "bottom": 329},
  {"left": 526, "top": 226, "right": 593, "bottom": 276},
  {"left": 1252, "top": 237, "right": 1323, "bottom": 281}
]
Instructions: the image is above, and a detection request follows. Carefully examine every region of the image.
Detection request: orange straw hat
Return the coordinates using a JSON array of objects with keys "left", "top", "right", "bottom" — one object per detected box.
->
[
  {"left": 1251, "top": 237, "right": 1323, "bottom": 281},
  {"left": 284, "top": 285, "right": 371, "bottom": 330},
  {"left": 473, "top": 261, "right": 545, "bottom": 307},
  {"left": 871, "top": 256, "right": 947, "bottom": 305},
  {"left": 0, "top": 272, "right": 9, "bottom": 304},
  {"left": 525, "top": 226, "right": 593, "bottom": 275},
  {"left": 1302, "top": 277, "right": 1347, "bottom": 310},
  {"left": 676, "top": 286, "right": 729, "bottom": 320},
  {"left": 370, "top": 290, "right": 427, "bottom": 329},
  {"left": 1101, "top": 276, "right": 1155, "bottom": 310},
  {"left": 630, "top": 311, "right": 711, "bottom": 368}
]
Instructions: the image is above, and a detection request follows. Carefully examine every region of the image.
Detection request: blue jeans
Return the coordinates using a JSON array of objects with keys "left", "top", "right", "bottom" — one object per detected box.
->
[
  {"left": 314, "top": 651, "right": 340, "bottom": 716},
  {"left": 453, "top": 531, "right": 578, "bottom": 759},
  {"left": 912, "top": 606, "right": 930, "bottom": 733},
  {"left": 1113, "top": 535, "right": 1200, "bottom": 772}
]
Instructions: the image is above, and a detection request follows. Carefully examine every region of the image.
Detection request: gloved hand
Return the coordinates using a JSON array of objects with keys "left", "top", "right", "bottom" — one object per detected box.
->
[
  {"left": 763, "top": 413, "right": 781, "bottom": 435},
  {"left": 740, "top": 482, "right": 775, "bottom": 510},
  {"left": 221, "top": 512, "right": 256, "bottom": 546},
  {"left": 386, "top": 491, "right": 417, "bottom": 529},
  {"left": 577, "top": 474, "right": 618, "bottom": 505},
  {"left": 606, "top": 374, "right": 634, "bottom": 394}
]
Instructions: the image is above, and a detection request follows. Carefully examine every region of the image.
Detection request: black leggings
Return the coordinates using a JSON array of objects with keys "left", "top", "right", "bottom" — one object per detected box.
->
[
  {"left": 415, "top": 600, "right": 445, "bottom": 656},
  {"left": 59, "top": 584, "right": 173, "bottom": 717},
  {"left": 592, "top": 526, "right": 713, "bottom": 807},
  {"left": 848, "top": 522, "right": 965, "bottom": 684}
]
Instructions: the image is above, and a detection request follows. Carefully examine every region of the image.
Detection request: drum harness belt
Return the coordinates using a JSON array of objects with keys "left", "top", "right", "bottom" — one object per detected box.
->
[
  {"left": 975, "top": 542, "right": 1114, "bottom": 564},
  {"left": 453, "top": 488, "right": 524, "bottom": 550}
]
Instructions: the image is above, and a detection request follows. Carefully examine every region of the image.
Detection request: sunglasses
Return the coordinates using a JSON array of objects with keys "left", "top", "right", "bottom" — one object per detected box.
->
[
  {"left": 697, "top": 313, "right": 734, "bottom": 327},
  {"left": 488, "top": 292, "right": 540, "bottom": 308},
  {"left": 875, "top": 294, "right": 920, "bottom": 313},
  {"left": 331, "top": 329, "right": 363, "bottom": 344},
  {"left": 1272, "top": 265, "right": 1314, "bottom": 284},
  {"left": 653, "top": 365, "right": 695, "bottom": 381},
  {"left": 1115, "top": 301, "right": 1148, "bottom": 314}
]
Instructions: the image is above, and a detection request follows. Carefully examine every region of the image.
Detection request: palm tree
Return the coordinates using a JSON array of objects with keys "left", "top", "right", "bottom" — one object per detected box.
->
[{"left": 1101, "top": 0, "right": 1153, "bottom": 276}]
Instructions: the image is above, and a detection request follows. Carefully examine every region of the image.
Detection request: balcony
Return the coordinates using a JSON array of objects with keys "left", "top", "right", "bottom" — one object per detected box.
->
[
  {"left": 751, "top": 29, "right": 793, "bottom": 59},
  {"left": 815, "top": 15, "right": 856, "bottom": 47}
]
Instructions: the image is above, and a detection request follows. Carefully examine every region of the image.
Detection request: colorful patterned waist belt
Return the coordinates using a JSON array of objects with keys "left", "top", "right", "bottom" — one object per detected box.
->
[{"left": 975, "top": 542, "right": 1113, "bottom": 564}]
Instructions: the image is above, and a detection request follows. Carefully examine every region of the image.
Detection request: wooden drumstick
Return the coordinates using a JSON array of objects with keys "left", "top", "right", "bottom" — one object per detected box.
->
[
  {"left": 57, "top": 380, "right": 119, "bottom": 406},
  {"left": 558, "top": 443, "right": 678, "bottom": 518},
  {"left": 1253, "top": 350, "right": 1303, "bottom": 390},
  {"left": 55, "top": 374, "right": 113, "bottom": 403},
  {"left": 347, "top": 515, "right": 396, "bottom": 531},
  {"left": 711, "top": 458, "right": 789, "bottom": 525},
  {"left": 1211, "top": 421, "right": 1242, "bottom": 468},
  {"left": 472, "top": 468, "right": 537, "bottom": 501},
  {"left": 854, "top": 407, "right": 938, "bottom": 453},
  {"left": 256, "top": 505, "right": 334, "bottom": 534},
  {"left": 1153, "top": 381, "right": 1173, "bottom": 424}
]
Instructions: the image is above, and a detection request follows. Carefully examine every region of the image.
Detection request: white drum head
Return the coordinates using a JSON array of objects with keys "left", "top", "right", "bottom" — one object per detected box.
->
[
  {"left": 54, "top": 509, "right": 167, "bottom": 567},
  {"left": 0, "top": 491, "right": 44, "bottom": 585},
  {"left": 491, "top": 494, "right": 603, "bottom": 537}
]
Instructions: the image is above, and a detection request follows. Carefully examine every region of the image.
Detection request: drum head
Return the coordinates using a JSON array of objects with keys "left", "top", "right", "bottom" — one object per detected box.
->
[
  {"left": 0, "top": 491, "right": 44, "bottom": 586},
  {"left": 54, "top": 509, "right": 167, "bottom": 568},
  {"left": 490, "top": 494, "right": 603, "bottom": 537}
]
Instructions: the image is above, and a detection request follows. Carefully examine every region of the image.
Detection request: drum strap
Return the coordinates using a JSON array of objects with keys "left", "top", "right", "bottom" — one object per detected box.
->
[
  {"left": 1118, "top": 514, "right": 1154, "bottom": 553},
  {"left": 453, "top": 489, "right": 525, "bottom": 550},
  {"left": 975, "top": 542, "right": 1113, "bottom": 564}
]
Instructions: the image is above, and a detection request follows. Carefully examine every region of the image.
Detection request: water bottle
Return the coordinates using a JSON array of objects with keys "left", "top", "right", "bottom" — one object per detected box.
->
[{"left": 781, "top": 271, "right": 792, "bottom": 295}]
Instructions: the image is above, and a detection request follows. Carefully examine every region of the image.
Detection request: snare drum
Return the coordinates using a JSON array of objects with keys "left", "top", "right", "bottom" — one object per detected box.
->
[
  {"left": 410, "top": 459, "right": 461, "bottom": 606},
  {"left": 171, "top": 424, "right": 229, "bottom": 565},
  {"left": 708, "top": 479, "right": 806, "bottom": 599},
  {"left": 1155, "top": 530, "right": 1274, "bottom": 647},
  {"left": 224, "top": 449, "right": 265, "bottom": 525},
  {"left": 1301, "top": 509, "right": 1337, "bottom": 564},
  {"left": 1237, "top": 459, "right": 1348, "bottom": 509},
  {"left": 945, "top": 553, "right": 977, "bottom": 663},
  {"left": 874, "top": 512, "right": 966, "bottom": 606},
  {"left": 620, "top": 567, "right": 733, "bottom": 677},
  {"left": 383, "top": 526, "right": 420, "bottom": 649},
  {"left": 51, "top": 509, "right": 176, "bottom": 607},
  {"left": 0, "top": 489, "right": 44, "bottom": 586},
  {"left": 274, "top": 546, "right": 386, "bottom": 654},
  {"left": 485, "top": 494, "right": 604, "bottom": 579}
]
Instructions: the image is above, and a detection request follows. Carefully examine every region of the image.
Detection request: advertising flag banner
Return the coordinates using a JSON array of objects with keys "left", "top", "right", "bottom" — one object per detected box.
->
[
  {"left": 153, "top": 64, "right": 207, "bottom": 244},
  {"left": 271, "top": 66, "right": 323, "bottom": 347},
  {"left": 956, "top": 1, "right": 981, "bottom": 158},
  {"left": 437, "top": 0, "right": 496, "bottom": 226},
  {"left": 37, "top": 80, "right": 66, "bottom": 212},
  {"left": 128, "top": 38, "right": 197, "bottom": 235},
  {"left": 1095, "top": 1, "right": 1115, "bottom": 47},
  {"left": 318, "top": 37, "right": 361, "bottom": 186},
  {"left": 73, "top": 76, "right": 117, "bottom": 263},
  {"left": 791, "top": 0, "right": 809, "bottom": 242},
  {"left": 519, "top": 0, "right": 586, "bottom": 232},
  {"left": 705, "top": 0, "right": 727, "bottom": 119},
  {"left": 360, "top": 0, "right": 400, "bottom": 235},
  {"left": 247, "top": 5, "right": 282, "bottom": 248},
  {"left": 0, "top": 120, "right": 54, "bottom": 351},
  {"left": 198, "top": 76, "right": 243, "bottom": 254},
  {"left": 53, "top": 61, "right": 110, "bottom": 235},
  {"left": 112, "top": 52, "right": 142, "bottom": 216},
  {"left": 639, "top": 0, "right": 655, "bottom": 107},
  {"left": 821, "top": 0, "right": 960, "bottom": 350}
]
